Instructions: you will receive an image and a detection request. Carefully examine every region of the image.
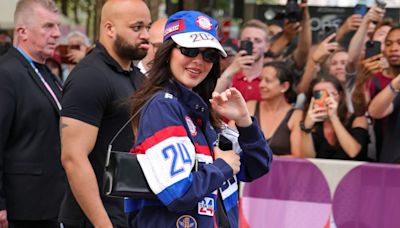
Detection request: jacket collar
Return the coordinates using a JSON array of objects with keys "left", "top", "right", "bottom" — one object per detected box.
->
[
  {"left": 94, "top": 42, "right": 134, "bottom": 74},
  {"left": 168, "top": 80, "right": 210, "bottom": 116},
  {"left": 9, "top": 47, "right": 61, "bottom": 115},
  {"left": 167, "top": 80, "right": 217, "bottom": 151},
  {"left": 93, "top": 42, "right": 144, "bottom": 90}
]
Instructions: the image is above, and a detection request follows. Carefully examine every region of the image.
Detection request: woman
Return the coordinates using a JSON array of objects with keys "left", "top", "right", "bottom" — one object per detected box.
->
[
  {"left": 248, "top": 61, "right": 301, "bottom": 156},
  {"left": 297, "top": 75, "right": 369, "bottom": 160},
  {"left": 327, "top": 49, "right": 349, "bottom": 84},
  {"left": 126, "top": 11, "right": 272, "bottom": 228},
  {"left": 325, "top": 49, "right": 357, "bottom": 113}
]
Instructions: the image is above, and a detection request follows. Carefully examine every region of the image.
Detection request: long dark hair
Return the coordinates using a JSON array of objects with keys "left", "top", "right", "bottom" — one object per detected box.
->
[
  {"left": 263, "top": 61, "right": 297, "bottom": 103},
  {"left": 130, "top": 39, "right": 222, "bottom": 136},
  {"left": 303, "top": 74, "right": 349, "bottom": 124}
]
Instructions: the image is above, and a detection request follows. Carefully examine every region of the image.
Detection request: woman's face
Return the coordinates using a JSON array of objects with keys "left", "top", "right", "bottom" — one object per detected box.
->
[
  {"left": 329, "top": 51, "right": 348, "bottom": 83},
  {"left": 170, "top": 46, "right": 214, "bottom": 89},
  {"left": 259, "top": 66, "right": 286, "bottom": 100},
  {"left": 313, "top": 81, "right": 340, "bottom": 103}
]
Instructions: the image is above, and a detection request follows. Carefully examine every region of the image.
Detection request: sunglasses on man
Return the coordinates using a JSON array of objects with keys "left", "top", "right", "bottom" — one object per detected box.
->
[{"left": 176, "top": 46, "right": 220, "bottom": 63}]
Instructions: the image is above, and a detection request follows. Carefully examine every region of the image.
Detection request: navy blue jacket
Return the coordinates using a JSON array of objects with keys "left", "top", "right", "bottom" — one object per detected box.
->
[{"left": 125, "top": 81, "right": 272, "bottom": 227}]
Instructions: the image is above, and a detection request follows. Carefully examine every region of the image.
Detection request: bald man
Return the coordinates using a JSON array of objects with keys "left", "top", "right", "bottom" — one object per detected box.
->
[
  {"left": 59, "top": 0, "right": 151, "bottom": 227},
  {"left": 137, "top": 17, "right": 167, "bottom": 75}
]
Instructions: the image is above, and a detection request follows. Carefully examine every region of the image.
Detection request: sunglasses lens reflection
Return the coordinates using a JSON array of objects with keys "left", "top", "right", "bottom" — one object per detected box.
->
[
  {"left": 203, "top": 50, "right": 219, "bottom": 63},
  {"left": 179, "top": 47, "right": 219, "bottom": 63},
  {"left": 180, "top": 47, "right": 199, "bottom": 58}
]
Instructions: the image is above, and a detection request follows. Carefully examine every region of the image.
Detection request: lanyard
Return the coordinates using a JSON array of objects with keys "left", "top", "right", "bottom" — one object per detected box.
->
[{"left": 16, "top": 48, "right": 62, "bottom": 111}]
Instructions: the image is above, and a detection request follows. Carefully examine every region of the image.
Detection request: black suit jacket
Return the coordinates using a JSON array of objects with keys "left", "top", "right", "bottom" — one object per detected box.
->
[{"left": 0, "top": 48, "right": 66, "bottom": 220}]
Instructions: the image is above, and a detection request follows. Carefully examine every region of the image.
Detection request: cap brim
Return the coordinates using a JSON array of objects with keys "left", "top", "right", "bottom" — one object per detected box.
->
[{"left": 171, "top": 32, "right": 227, "bottom": 58}]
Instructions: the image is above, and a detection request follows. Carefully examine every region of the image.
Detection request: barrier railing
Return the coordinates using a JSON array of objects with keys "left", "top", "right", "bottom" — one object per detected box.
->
[{"left": 240, "top": 157, "right": 400, "bottom": 228}]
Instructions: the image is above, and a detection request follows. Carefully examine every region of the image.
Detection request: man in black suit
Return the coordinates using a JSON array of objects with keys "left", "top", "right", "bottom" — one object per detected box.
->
[{"left": 0, "top": 0, "right": 66, "bottom": 227}]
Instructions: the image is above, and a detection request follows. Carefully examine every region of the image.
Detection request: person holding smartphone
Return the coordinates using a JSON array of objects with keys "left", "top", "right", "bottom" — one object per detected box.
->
[
  {"left": 369, "top": 73, "right": 400, "bottom": 163},
  {"left": 351, "top": 26, "right": 400, "bottom": 158},
  {"left": 347, "top": 6, "right": 385, "bottom": 74},
  {"left": 214, "top": 19, "right": 269, "bottom": 101},
  {"left": 295, "top": 75, "right": 369, "bottom": 160}
]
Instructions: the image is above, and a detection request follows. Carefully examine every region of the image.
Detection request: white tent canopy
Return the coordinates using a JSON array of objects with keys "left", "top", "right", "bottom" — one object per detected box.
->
[
  {"left": 0, "top": 0, "right": 17, "bottom": 29},
  {"left": 0, "top": 0, "right": 78, "bottom": 30}
]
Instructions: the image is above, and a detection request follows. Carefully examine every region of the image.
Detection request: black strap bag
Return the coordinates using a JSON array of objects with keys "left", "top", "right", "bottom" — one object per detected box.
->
[{"left": 103, "top": 97, "right": 156, "bottom": 199}]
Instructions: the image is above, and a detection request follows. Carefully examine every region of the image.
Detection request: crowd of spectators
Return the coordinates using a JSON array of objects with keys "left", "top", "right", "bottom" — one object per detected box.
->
[{"left": 217, "top": 2, "right": 399, "bottom": 163}]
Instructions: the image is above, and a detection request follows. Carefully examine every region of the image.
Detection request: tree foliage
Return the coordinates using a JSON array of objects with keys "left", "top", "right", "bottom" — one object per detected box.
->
[{"left": 54, "top": 0, "right": 100, "bottom": 40}]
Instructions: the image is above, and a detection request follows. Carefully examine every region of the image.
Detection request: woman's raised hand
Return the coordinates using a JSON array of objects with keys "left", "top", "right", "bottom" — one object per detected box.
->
[
  {"left": 325, "top": 91, "right": 339, "bottom": 118},
  {"left": 210, "top": 88, "right": 252, "bottom": 127},
  {"left": 306, "top": 97, "right": 328, "bottom": 127},
  {"left": 311, "top": 33, "right": 338, "bottom": 64}
]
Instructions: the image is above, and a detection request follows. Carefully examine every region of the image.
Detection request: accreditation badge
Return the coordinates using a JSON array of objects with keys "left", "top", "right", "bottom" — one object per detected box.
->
[{"left": 198, "top": 196, "right": 215, "bottom": 216}]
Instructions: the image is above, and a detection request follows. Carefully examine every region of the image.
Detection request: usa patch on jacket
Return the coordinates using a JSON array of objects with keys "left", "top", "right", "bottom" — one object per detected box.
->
[
  {"left": 176, "top": 215, "right": 197, "bottom": 228},
  {"left": 198, "top": 197, "right": 215, "bottom": 216}
]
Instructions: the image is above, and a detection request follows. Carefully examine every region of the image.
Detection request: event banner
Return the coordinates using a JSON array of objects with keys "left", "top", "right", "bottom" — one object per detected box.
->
[
  {"left": 241, "top": 158, "right": 400, "bottom": 228},
  {"left": 257, "top": 5, "right": 400, "bottom": 44}
]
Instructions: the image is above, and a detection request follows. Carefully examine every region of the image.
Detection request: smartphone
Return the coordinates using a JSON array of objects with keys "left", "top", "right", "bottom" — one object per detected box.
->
[
  {"left": 239, "top": 40, "right": 253, "bottom": 66},
  {"left": 365, "top": 40, "right": 381, "bottom": 59},
  {"left": 313, "top": 90, "right": 328, "bottom": 109},
  {"left": 239, "top": 40, "right": 253, "bottom": 56},
  {"left": 354, "top": 4, "right": 368, "bottom": 16},
  {"left": 216, "top": 133, "right": 233, "bottom": 151}
]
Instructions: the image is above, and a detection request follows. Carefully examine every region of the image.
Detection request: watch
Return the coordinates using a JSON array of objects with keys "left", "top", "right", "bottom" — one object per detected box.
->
[{"left": 299, "top": 120, "right": 313, "bottom": 133}]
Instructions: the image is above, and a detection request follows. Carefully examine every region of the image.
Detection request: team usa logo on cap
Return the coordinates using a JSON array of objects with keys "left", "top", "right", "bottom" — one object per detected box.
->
[
  {"left": 163, "top": 10, "right": 228, "bottom": 57},
  {"left": 195, "top": 16, "right": 213, "bottom": 31}
]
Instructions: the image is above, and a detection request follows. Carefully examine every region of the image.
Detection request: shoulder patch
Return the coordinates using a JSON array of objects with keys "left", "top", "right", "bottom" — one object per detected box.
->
[
  {"left": 164, "top": 92, "right": 174, "bottom": 99},
  {"left": 176, "top": 215, "right": 197, "bottom": 228}
]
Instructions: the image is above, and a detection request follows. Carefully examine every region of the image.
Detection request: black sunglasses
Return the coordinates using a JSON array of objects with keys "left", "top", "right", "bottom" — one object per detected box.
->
[{"left": 177, "top": 46, "right": 220, "bottom": 63}]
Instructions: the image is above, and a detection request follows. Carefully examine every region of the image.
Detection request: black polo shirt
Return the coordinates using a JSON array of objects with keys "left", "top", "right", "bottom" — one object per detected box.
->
[{"left": 60, "top": 42, "right": 144, "bottom": 227}]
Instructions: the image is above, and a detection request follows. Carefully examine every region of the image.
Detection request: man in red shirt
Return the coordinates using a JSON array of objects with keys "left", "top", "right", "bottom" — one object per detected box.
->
[
  {"left": 364, "top": 27, "right": 400, "bottom": 160},
  {"left": 368, "top": 27, "right": 400, "bottom": 98},
  {"left": 368, "top": 27, "right": 400, "bottom": 163},
  {"left": 214, "top": 19, "right": 270, "bottom": 101}
]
